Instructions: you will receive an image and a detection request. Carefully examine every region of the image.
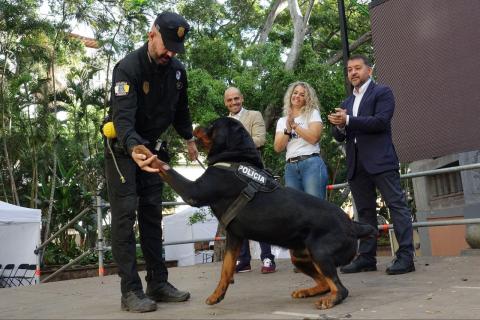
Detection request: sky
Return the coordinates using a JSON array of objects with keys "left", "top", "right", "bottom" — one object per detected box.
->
[{"left": 38, "top": 0, "right": 94, "bottom": 38}]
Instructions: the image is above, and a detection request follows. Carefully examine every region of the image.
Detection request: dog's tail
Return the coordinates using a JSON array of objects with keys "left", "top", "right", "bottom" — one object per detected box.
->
[{"left": 353, "top": 221, "right": 378, "bottom": 239}]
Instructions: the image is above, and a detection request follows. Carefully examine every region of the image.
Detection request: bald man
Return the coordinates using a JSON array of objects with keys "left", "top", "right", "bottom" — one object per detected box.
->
[{"left": 223, "top": 87, "right": 276, "bottom": 274}]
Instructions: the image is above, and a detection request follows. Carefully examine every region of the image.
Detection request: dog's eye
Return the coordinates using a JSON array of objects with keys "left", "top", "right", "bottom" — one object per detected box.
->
[{"left": 207, "top": 126, "right": 215, "bottom": 136}]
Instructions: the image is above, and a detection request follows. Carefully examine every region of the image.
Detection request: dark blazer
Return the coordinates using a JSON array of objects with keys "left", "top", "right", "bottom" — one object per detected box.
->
[{"left": 332, "top": 81, "right": 399, "bottom": 180}]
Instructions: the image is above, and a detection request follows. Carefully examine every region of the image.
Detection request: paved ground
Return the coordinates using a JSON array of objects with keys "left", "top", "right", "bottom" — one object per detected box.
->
[{"left": 1, "top": 256, "right": 479, "bottom": 319}]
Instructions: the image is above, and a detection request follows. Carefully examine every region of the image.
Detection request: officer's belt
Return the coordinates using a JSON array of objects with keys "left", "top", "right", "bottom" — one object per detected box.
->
[{"left": 212, "top": 162, "right": 279, "bottom": 228}]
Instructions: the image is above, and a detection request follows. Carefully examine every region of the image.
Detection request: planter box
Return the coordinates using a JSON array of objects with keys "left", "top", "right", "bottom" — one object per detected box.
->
[{"left": 41, "top": 260, "right": 178, "bottom": 282}]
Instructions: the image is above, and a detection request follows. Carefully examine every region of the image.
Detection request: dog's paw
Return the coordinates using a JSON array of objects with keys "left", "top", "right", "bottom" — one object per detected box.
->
[
  {"left": 315, "top": 296, "right": 336, "bottom": 309},
  {"left": 205, "top": 294, "right": 224, "bottom": 305},
  {"left": 292, "top": 285, "right": 330, "bottom": 299},
  {"left": 291, "top": 288, "right": 310, "bottom": 299}
]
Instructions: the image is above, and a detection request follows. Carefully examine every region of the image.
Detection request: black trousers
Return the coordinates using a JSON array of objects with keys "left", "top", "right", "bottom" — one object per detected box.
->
[
  {"left": 105, "top": 150, "right": 167, "bottom": 295},
  {"left": 349, "top": 158, "right": 414, "bottom": 264}
]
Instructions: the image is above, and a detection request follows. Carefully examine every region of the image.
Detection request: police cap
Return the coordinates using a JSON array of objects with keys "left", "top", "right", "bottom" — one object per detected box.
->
[{"left": 154, "top": 12, "right": 190, "bottom": 54}]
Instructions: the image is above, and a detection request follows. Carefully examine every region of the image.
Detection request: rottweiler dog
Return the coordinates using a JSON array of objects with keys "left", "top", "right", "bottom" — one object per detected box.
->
[{"left": 134, "top": 117, "right": 377, "bottom": 310}]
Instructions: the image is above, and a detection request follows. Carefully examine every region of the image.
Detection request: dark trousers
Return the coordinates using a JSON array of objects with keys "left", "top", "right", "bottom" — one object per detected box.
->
[
  {"left": 105, "top": 151, "right": 167, "bottom": 295},
  {"left": 238, "top": 239, "right": 274, "bottom": 263},
  {"left": 349, "top": 159, "right": 414, "bottom": 264}
]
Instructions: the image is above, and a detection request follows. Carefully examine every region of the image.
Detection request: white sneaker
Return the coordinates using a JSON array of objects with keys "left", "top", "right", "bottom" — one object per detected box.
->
[{"left": 261, "top": 258, "right": 276, "bottom": 274}]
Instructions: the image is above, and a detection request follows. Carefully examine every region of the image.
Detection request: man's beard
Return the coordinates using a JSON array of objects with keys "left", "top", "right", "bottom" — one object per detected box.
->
[{"left": 158, "top": 54, "right": 171, "bottom": 65}]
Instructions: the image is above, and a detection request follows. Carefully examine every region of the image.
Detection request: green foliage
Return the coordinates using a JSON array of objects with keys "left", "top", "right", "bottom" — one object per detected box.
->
[
  {"left": 188, "top": 207, "right": 214, "bottom": 225},
  {"left": 187, "top": 69, "right": 226, "bottom": 125},
  {"left": 43, "top": 237, "right": 84, "bottom": 265},
  {"left": 377, "top": 232, "right": 390, "bottom": 247},
  {"left": 82, "top": 249, "right": 114, "bottom": 265},
  {"left": 43, "top": 241, "right": 115, "bottom": 265},
  {"left": 1, "top": 0, "right": 374, "bottom": 265},
  {"left": 188, "top": 38, "right": 241, "bottom": 80}
]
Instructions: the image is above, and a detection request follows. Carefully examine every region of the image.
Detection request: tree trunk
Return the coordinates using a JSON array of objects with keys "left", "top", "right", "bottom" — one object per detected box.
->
[
  {"left": 1, "top": 130, "right": 19, "bottom": 205},
  {"left": 0, "top": 42, "right": 19, "bottom": 205},
  {"left": 102, "top": 21, "right": 122, "bottom": 118},
  {"left": 23, "top": 84, "right": 39, "bottom": 208},
  {"left": 43, "top": 0, "right": 66, "bottom": 250},
  {"left": 0, "top": 166, "right": 8, "bottom": 202},
  {"left": 257, "top": 0, "right": 288, "bottom": 44},
  {"left": 43, "top": 0, "right": 67, "bottom": 258},
  {"left": 213, "top": 223, "right": 226, "bottom": 262},
  {"left": 285, "top": 0, "right": 315, "bottom": 71},
  {"left": 263, "top": 102, "right": 279, "bottom": 131},
  {"left": 43, "top": 61, "right": 59, "bottom": 254}
]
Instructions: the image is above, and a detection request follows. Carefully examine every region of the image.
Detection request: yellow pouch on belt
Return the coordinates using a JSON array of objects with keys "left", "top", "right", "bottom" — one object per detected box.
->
[{"left": 102, "top": 121, "right": 117, "bottom": 139}]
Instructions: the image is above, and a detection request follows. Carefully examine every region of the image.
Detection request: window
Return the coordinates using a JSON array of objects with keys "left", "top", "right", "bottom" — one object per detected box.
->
[{"left": 428, "top": 161, "right": 463, "bottom": 206}]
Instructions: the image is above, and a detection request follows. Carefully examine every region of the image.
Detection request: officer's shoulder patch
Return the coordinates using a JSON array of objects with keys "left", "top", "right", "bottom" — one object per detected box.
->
[{"left": 114, "top": 81, "right": 130, "bottom": 96}]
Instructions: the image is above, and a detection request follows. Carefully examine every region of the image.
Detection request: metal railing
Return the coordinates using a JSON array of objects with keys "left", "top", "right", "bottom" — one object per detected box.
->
[
  {"left": 34, "top": 207, "right": 92, "bottom": 284},
  {"left": 326, "top": 162, "right": 480, "bottom": 190},
  {"left": 33, "top": 162, "right": 480, "bottom": 284},
  {"left": 378, "top": 218, "right": 480, "bottom": 233}
]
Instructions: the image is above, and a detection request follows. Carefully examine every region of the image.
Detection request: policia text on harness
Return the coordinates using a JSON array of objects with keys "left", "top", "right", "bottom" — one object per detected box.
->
[{"left": 212, "top": 162, "right": 280, "bottom": 227}]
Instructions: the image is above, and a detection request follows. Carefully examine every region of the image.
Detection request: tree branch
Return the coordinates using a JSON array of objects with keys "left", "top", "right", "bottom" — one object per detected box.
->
[
  {"left": 303, "top": 0, "right": 315, "bottom": 26},
  {"left": 256, "top": 0, "right": 288, "bottom": 44},
  {"left": 326, "top": 31, "right": 372, "bottom": 65}
]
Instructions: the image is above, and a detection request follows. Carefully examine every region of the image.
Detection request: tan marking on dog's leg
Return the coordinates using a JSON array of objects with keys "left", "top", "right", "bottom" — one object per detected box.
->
[
  {"left": 289, "top": 248, "right": 310, "bottom": 264},
  {"left": 291, "top": 250, "right": 330, "bottom": 298},
  {"left": 291, "top": 273, "right": 330, "bottom": 298},
  {"left": 291, "top": 283, "right": 330, "bottom": 299},
  {"left": 205, "top": 243, "right": 240, "bottom": 305},
  {"left": 311, "top": 264, "right": 339, "bottom": 310}
]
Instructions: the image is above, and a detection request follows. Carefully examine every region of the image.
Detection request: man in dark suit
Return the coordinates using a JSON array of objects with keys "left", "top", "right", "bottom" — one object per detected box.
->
[{"left": 327, "top": 54, "right": 415, "bottom": 275}]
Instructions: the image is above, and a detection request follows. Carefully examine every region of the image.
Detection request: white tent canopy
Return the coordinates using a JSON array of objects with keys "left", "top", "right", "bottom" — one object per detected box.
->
[
  {"left": 0, "top": 201, "right": 41, "bottom": 269},
  {"left": 163, "top": 206, "right": 290, "bottom": 267},
  {"left": 163, "top": 206, "right": 218, "bottom": 266}
]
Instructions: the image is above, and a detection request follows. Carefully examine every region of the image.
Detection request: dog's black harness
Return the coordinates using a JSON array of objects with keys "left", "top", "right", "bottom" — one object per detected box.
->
[{"left": 212, "top": 162, "right": 280, "bottom": 227}]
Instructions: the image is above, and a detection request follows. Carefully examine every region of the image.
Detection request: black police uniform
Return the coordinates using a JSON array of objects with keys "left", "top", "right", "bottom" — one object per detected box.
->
[{"left": 105, "top": 42, "right": 193, "bottom": 296}]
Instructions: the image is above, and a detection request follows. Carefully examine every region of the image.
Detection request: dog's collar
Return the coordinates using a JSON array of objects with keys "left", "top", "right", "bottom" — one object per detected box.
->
[{"left": 212, "top": 162, "right": 233, "bottom": 168}]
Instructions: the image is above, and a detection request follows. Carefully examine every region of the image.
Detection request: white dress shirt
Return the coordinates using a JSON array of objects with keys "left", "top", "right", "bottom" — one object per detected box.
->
[
  {"left": 229, "top": 107, "right": 245, "bottom": 119},
  {"left": 347, "top": 78, "right": 371, "bottom": 125}
]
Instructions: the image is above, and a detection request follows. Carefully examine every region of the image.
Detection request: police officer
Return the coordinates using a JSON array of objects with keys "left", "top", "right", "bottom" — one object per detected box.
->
[{"left": 105, "top": 11, "right": 198, "bottom": 313}]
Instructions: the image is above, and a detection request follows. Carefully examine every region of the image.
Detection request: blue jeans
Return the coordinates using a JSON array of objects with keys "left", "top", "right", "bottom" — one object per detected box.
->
[
  {"left": 284, "top": 155, "right": 328, "bottom": 200},
  {"left": 238, "top": 240, "right": 274, "bottom": 264}
]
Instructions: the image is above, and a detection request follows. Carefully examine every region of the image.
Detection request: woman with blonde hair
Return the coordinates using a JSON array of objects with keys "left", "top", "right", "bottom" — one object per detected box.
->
[{"left": 274, "top": 81, "right": 328, "bottom": 199}]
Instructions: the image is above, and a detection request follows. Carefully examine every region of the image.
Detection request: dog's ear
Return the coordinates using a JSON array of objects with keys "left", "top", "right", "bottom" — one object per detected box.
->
[
  {"left": 193, "top": 127, "right": 212, "bottom": 151},
  {"left": 206, "top": 117, "right": 264, "bottom": 168}
]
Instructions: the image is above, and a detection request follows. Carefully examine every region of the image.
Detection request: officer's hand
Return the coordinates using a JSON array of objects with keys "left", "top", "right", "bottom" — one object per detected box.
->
[
  {"left": 186, "top": 140, "right": 198, "bottom": 161},
  {"left": 131, "top": 148, "right": 160, "bottom": 173}
]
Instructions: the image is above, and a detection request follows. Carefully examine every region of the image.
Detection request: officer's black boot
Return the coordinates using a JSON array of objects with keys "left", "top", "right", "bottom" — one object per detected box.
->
[
  {"left": 121, "top": 290, "right": 157, "bottom": 313},
  {"left": 146, "top": 281, "right": 191, "bottom": 302},
  {"left": 145, "top": 270, "right": 190, "bottom": 302}
]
